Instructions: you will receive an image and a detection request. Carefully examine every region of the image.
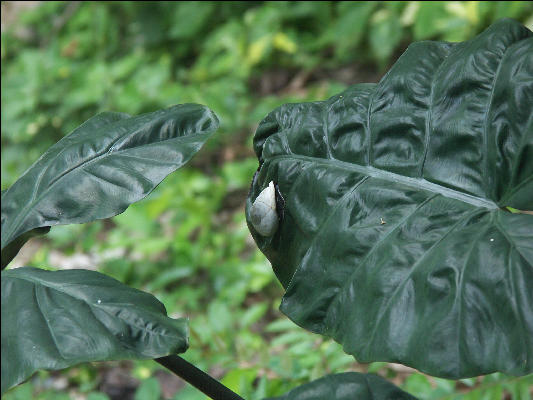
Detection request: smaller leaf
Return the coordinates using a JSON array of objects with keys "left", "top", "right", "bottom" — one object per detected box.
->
[
  {"left": 265, "top": 372, "right": 417, "bottom": 400},
  {"left": 1, "top": 267, "right": 188, "bottom": 395},
  {"left": 1, "top": 104, "right": 219, "bottom": 255}
]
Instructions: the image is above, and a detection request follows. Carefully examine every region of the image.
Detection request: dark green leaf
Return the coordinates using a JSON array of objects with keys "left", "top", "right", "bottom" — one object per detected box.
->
[
  {"left": 1, "top": 104, "right": 219, "bottom": 259},
  {"left": 265, "top": 372, "right": 417, "bottom": 400},
  {"left": 1, "top": 267, "right": 188, "bottom": 394},
  {"left": 247, "top": 20, "right": 533, "bottom": 379}
]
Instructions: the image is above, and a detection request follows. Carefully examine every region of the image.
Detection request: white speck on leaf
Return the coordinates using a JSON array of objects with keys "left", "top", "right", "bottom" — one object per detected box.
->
[{"left": 97, "top": 299, "right": 101, "bottom": 304}]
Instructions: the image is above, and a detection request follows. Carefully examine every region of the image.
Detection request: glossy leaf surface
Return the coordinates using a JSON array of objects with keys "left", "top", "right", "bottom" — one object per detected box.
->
[
  {"left": 0, "top": 104, "right": 219, "bottom": 263},
  {"left": 1, "top": 267, "right": 188, "bottom": 394},
  {"left": 266, "top": 372, "right": 416, "bottom": 400},
  {"left": 247, "top": 20, "right": 533, "bottom": 379}
]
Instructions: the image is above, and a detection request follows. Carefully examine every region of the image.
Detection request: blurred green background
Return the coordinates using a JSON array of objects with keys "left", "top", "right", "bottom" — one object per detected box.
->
[{"left": 2, "top": 1, "right": 533, "bottom": 399}]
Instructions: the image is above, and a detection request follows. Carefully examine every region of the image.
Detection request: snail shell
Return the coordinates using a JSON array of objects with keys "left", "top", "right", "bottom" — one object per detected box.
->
[{"left": 250, "top": 181, "right": 279, "bottom": 237}]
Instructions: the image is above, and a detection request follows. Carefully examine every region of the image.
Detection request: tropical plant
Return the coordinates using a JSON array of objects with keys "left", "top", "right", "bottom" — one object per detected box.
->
[
  {"left": 2, "top": 18, "right": 532, "bottom": 400},
  {"left": 246, "top": 17, "right": 533, "bottom": 381}
]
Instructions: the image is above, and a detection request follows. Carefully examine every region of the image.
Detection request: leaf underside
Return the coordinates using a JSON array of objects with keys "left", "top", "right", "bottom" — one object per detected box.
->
[
  {"left": 247, "top": 19, "right": 533, "bottom": 379},
  {"left": 266, "top": 372, "right": 417, "bottom": 400},
  {"left": 1, "top": 267, "right": 188, "bottom": 394},
  {"left": 1, "top": 104, "right": 219, "bottom": 267}
]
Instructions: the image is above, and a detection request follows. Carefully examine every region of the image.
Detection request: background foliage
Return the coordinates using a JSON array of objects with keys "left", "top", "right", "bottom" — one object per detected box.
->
[{"left": 2, "top": 1, "right": 533, "bottom": 399}]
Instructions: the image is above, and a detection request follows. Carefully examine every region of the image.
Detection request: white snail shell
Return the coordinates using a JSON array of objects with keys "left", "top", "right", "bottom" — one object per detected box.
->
[{"left": 250, "top": 181, "right": 279, "bottom": 237}]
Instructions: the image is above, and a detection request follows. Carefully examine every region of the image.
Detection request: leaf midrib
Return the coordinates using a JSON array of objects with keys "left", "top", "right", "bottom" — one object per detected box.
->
[{"left": 270, "top": 154, "right": 498, "bottom": 209}]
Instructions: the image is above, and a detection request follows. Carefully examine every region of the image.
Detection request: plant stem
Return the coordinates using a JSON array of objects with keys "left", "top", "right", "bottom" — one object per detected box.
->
[{"left": 155, "top": 355, "right": 244, "bottom": 400}]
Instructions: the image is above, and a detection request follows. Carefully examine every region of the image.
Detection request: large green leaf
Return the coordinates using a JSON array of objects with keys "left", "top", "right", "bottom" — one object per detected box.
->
[
  {"left": 0, "top": 104, "right": 219, "bottom": 267},
  {"left": 246, "top": 19, "right": 533, "bottom": 379},
  {"left": 1, "top": 267, "right": 188, "bottom": 394},
  {"left": 266, "top": 372, "right": 416, "bottom": 400}
]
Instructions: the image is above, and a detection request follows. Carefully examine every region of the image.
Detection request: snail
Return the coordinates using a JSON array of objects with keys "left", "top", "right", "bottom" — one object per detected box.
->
[{"left": 250, "top": 181, "right": 279, "bottom": 237}]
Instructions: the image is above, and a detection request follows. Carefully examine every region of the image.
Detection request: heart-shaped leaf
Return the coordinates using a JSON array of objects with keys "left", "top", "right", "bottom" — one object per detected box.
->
[
  {"left": 1, "top": 104, "right": 219, "bottom": 267},
  {"left": 1, "top": 267, "right": 188, "bottom": 394},
  {"left": 247, "top": 19, "right": 533, "bottom": 379},
  {"left": 265, "top": 372, "right": 416, "bottom": 400}
]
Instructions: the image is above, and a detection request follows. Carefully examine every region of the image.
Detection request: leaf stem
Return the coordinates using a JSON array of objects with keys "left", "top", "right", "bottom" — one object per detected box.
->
[{"left": 155, "top": 355, "right": 244, "bottom": 400}]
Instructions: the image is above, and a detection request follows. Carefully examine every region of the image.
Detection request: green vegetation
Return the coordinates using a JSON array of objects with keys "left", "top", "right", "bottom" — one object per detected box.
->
[{"left": 2, "top": 2, "right": 533, "bottom": 399}]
